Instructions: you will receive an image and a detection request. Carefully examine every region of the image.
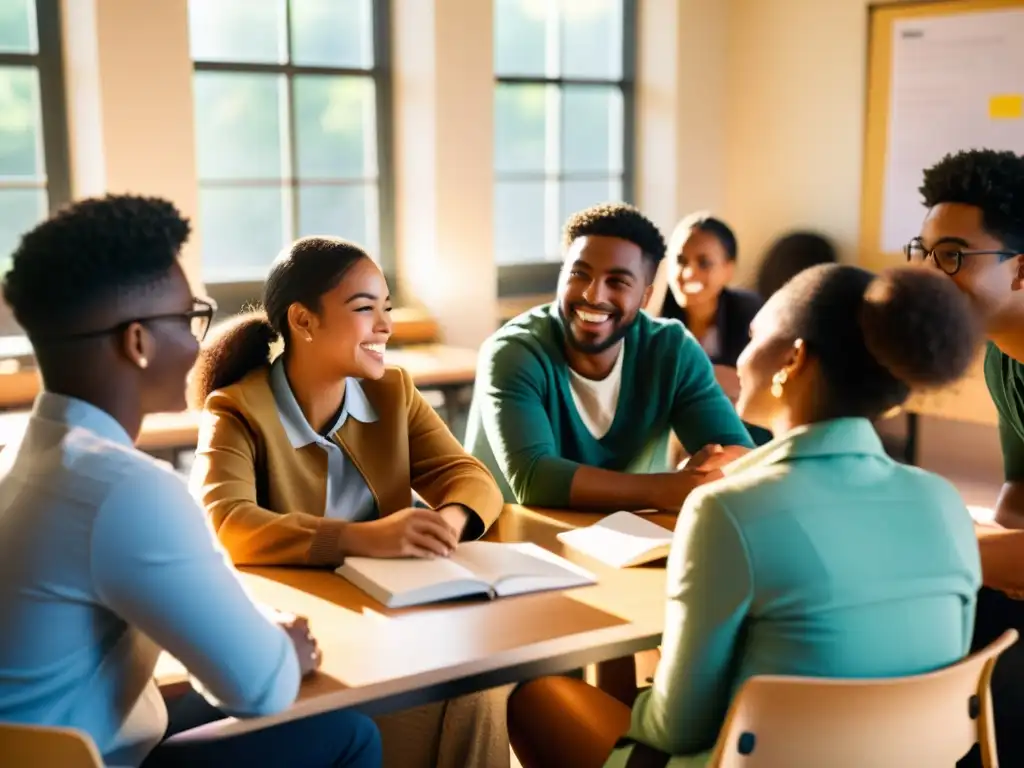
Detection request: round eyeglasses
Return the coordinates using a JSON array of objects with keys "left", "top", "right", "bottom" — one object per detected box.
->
[{"left": 904, "top": 239, "right": 1016, "bottom": 276}]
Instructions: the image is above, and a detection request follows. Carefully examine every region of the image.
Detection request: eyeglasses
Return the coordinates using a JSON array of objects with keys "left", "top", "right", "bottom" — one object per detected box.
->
[
  {"left": 904, "top": 238, "right": 1016, "bottom": 276},
  {"left": 37, "top": 297, "right": 217, "bottom": 344}
]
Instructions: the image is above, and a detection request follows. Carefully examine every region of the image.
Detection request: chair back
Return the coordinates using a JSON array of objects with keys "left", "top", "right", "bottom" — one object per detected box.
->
[
  {"left": 0, "top": 722, "right": 104, "bottom": 767},
  {"left": 709, "top": 629, "right": 1017, "bottom": 768}
]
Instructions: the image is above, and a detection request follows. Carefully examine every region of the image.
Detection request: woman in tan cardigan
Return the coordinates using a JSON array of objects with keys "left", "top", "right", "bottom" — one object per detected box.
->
[{"left": 187, "top": 235, "right": 508, "bottom": 768}]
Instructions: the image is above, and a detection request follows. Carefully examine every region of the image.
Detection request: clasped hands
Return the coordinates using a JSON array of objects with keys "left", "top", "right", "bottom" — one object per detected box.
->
[
  {"left": 344, "top": 504, "right": 469, "bottom": 560},
  {"left": 654, "top": 443, "right": 750, "bottom": 512}
]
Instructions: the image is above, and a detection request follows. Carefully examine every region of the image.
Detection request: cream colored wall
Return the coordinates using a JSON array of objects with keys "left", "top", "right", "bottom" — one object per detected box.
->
[{"left": 719, "top": 0, "right": 1002, "bottom": 483}]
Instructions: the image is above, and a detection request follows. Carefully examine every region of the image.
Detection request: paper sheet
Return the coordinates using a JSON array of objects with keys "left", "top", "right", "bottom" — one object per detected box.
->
[{"left": 880, "top": 9, "right": 1024, "bottom": 253}]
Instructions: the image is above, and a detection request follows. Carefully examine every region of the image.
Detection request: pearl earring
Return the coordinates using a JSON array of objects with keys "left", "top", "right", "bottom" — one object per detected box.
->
[
  {"left": 770, "top": 370, "right": 787, "bottom": 398},
  {"left": 137, "top": 356, "right": 149, "bottom": 370}
]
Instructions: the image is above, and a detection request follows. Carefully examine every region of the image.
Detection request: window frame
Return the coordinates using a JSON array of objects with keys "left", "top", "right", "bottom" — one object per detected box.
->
[
  {"left": 494, "top": 0, "right": 637, "bottom": 298},
  {"left": 0, "top": 0, "right": 72, "bottom": 217},
  {"left": 191, "top": 0, "right": 395, "bottom": 313}
]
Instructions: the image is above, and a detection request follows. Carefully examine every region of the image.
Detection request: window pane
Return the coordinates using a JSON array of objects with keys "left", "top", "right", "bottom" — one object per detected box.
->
[
  {"left": 0, "top": 0, "right": 36, "bottom": 54},
  {"left": 294, "top": 76, "right": 376, "bottom": 180},
  {"left": 495, "top": 180, "right": 547, "bottom": 265},
  {"left": 200, "top": 186, "right": 288, "bottom": 282},
  {"left": 495, "top": 83, "right": 548, "bottom": 174},
  {"left": 297, "top": 183, "right": 379, "bottom": 257},
  {"left": 560, "top": 177, "right": 622, "bottom": 226},
  {"left": 561, "top": 0, "right": 622, "bottom": 79},
  {"left": 291, "top": 0, "right": 373, "bottom": 68},
  {"left": 0, "top": 187, "right": 45, "bottom": 268},
  {"left": 194, "top": 72, "right": 286, "bottom": 181},
  {"left": 188, "top": 0, "right": 286, "bottom": 64},
  {"left": 495, "top": 0, "right": 547, "bottom": 77},
  {"left": 0, "top": 67, "right": 42, "bottom": 179},
  {"left": 561, "top": 85, "right": 622, "bottom": 174}
]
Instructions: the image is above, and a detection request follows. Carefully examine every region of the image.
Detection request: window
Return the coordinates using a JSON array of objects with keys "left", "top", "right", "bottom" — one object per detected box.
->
[
  {"left": 189, "top": 0, "right": 393, "bottom": 287},
  {"left": 494, "top": 0, "right": 635, "bottom": 296},
  {"left": 0, "top": 0, "right": 69, "bottom": 268}
]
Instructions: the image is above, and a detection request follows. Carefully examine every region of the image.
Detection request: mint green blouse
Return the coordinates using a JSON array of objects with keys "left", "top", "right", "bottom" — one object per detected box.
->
[{"left": 606, "top": 418, "right": 981, "bottom": 767}]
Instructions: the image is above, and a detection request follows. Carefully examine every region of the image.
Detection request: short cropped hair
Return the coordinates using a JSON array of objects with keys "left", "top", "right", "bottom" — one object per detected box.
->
[
  {"left": 920, "top": 149, "right": 1024, "bottom": 252},
  {"left": 563, "top": 203, "right": 667, "bottom": 272},
  {"left": 2, "top": 194, "right": 190, "bottom": 337}
]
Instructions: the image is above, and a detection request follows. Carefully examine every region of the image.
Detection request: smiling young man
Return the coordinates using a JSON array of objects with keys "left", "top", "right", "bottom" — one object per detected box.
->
[
  {"left": 464, "top": 203, "right": 754, "bottom": 512},
  {"left": 912, "top": 149, "right": 1024, "bottom": 768}
]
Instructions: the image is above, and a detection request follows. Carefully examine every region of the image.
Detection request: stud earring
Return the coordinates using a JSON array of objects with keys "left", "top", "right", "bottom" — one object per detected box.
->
[
  {"left": 304, "top": 334, "right": 313, "bottom": 343},
  {"left": 137, "top": 356, "right": 149, "bottom": 370},
  {"left": 770, "top": 370, "right": 787, "bottom": 398}
]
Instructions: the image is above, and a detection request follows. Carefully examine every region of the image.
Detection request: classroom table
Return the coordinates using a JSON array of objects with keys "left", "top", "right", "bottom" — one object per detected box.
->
[
  {"left": 0, "top": 344, "right": 479, "bottom": 457},
  {"left": 157, "top": 505, "right": 674, "bottom": 737}
]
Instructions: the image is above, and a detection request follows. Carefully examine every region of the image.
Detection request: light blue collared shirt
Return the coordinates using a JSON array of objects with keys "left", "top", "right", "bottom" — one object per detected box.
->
[
  {"left": 0, "top": 393, "right": 299, "bottom": 767},
  {"left": 269, "top": 357, "right": 379, "bottom": 522}
]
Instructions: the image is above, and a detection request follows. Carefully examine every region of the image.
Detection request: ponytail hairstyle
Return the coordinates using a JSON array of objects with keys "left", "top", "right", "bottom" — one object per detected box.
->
[
  {"left": 188, "top": 236, "right": 371, "bottom": 409},
  {"left": 773, "top": 264, "right": 981, "bottom": 419}
]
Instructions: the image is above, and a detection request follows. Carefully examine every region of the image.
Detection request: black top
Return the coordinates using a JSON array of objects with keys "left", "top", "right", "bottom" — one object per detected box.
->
[{"left": 660, "top": 286, "right": 764, "bottom": 368}]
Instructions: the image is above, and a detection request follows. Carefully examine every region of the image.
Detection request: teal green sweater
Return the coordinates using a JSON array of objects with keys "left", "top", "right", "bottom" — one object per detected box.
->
[{"left": 463, "top": 304, "right": 754, "bottom": 506}]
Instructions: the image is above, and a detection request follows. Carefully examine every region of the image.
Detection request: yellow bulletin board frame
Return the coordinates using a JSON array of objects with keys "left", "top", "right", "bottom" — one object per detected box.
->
[{"left": 859, "top": 0, "right": 1024, "bottom": 274}]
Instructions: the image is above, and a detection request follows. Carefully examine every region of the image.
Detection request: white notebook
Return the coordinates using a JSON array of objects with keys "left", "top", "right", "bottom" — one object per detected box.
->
[
  {"left": 557, "top": 511, "right": 673, "bottom": 568},
  {"left": 335, "top": 541, "right": 596, "bottom": 608}
]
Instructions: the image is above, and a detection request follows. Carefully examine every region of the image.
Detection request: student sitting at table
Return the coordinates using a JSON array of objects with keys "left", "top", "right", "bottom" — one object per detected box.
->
[
  {"left": 187, "top": 235, "right": 508, "bottom": 768},
  {"left": 910, "top": 148, "right": 1024, "bottom": 767},
  {"left": 464, "top": 202, "right": 755, "bottom": 512},
  {"left": 506, "top": 264, "right": 983, "bottom": 767},
  {"left": 656, "top": 212, "right": 771, "bottom": 448},
  {"left": 0, "top": 195, "right": 381, "bottom": 768}
]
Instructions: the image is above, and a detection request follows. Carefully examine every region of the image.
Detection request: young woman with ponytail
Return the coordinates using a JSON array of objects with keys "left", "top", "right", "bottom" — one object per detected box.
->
[{"left": 187, "top": 235, "right": 508, "bottom": 768}]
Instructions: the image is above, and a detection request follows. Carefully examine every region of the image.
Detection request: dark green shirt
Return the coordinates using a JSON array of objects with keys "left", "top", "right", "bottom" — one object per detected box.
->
[
  {"left": 463, "top": 304, "right": 754, "bottom": 506},
  {"left": 985, "top": 341, "right": 1024, "bottom": 481}
]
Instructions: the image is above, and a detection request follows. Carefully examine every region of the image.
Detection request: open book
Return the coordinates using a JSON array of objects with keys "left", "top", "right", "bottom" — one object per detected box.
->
[
  {"left": 557, "top": 511, "right": 673, "bottom": 568},
  {"left": 335, "top": 542, "right": 596, "bottom": 608}
]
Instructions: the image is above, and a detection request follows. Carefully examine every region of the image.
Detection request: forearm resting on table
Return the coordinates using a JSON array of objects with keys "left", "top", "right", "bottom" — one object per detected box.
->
[{"left": 568, "top": 465, "right": 681, "bottom": 512}]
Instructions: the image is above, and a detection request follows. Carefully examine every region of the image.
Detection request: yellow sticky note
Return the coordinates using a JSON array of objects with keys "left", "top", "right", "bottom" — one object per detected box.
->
[{"left": 989, "top": 94, "right": 1023, "bottom": 120}]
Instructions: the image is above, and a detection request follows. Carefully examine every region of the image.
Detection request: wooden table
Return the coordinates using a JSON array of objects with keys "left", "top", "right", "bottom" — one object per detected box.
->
[
  {"left": 158, "top": 505, "right": 672, "bottom": 736},
  {"left": 0, "top": 345, "right": 479, "bottom": 455}
]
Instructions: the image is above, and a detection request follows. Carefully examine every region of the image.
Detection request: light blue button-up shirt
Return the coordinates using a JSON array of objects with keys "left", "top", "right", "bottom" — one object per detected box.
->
[
  {"left": 0, "top": 393, "right": 299, "bottom": 767},
  {"left": 269, "top": 357, "right": 379, "bottom": 522}
]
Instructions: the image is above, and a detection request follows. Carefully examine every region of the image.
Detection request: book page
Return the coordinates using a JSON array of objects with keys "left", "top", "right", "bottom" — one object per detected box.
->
[
  {"left": 340, "top": 554, "right": 478, "bottom": 597},
  {"left": 557, "top": 511, "right": 672, "bottom": 568},
  {"left": 451, "top": 541, "right": 591, "bottom": 586}
]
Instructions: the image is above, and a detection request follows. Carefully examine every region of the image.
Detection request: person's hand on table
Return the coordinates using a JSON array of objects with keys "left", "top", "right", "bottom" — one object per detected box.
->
[
  {"left": 653, "top": 444, "right": 750, "bottom": 511},
  {"left": 676, "top": 443, "right": 750, "bottom": 472},
  {"left": 344, "top": 508, "right": 459, "bottom": 559},
  {"left": 276, "top": 612, "right": 322, "bottom": 678}
]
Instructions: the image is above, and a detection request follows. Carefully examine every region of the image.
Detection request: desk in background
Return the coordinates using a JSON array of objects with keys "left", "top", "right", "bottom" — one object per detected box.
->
[
  {"left": 901, "top": 355, "right": 998, "bottom": 465},
  {"left": 157, "top": 505, "right": 671, "bottom": 733},
  {"left": 0, "top": 345, "right": 479, "bottom": 461}
]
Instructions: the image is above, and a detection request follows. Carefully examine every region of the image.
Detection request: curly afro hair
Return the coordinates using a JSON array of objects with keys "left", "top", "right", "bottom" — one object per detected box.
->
[
  {"left": 919, "top": 149, "right": 1024, "bottom": 252},
  {"left": 2, "top": 194, "right": 191, "bottom": 336},
  {"left": 562, "top": 203, "right": 666, "bottom": 277},
  {"left": 775, "top": 264, "right": 981, "bottom": 418}
]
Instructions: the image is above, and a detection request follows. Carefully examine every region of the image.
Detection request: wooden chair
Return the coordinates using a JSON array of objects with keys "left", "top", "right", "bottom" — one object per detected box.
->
[
  {"left": 0, "top": 722, "right": 104, "bottom": 767},
  {"left": 708, "top": 629, "right": 1017, "bottom": 768}
]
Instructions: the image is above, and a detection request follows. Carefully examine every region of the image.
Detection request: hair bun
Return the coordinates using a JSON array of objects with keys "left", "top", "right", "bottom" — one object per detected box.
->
[{"left": 860, "top": 267, "right": 982, "bottom": 389}]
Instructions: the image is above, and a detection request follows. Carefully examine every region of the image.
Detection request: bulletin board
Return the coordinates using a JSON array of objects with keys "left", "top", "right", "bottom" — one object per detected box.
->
[{"left": 860, "top": 0, "right": 1024, "bottom": 427}]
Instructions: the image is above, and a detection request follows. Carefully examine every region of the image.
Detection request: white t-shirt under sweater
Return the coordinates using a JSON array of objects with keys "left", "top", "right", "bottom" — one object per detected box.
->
[{"left": 567, "top": 343, "right": 625, "bottom": 439}]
